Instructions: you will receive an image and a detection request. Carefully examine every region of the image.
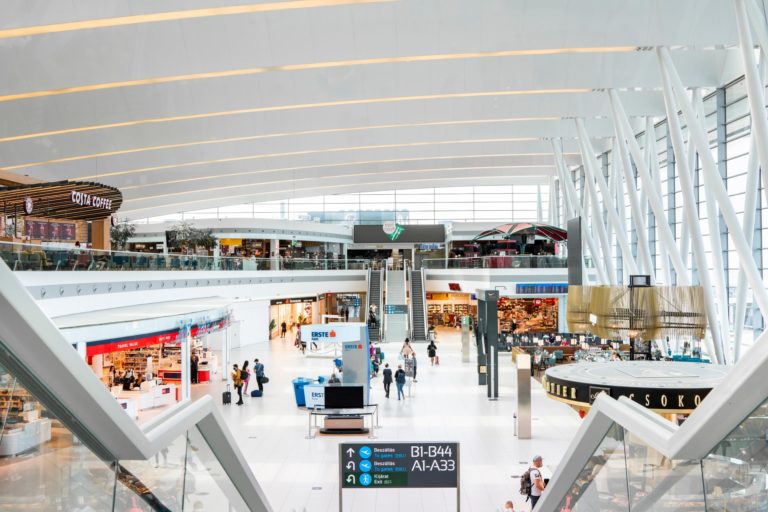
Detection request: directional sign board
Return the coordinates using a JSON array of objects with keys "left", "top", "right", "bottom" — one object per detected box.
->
[{"left": 340, "top": 442, "right": 459, "bottom": 489}]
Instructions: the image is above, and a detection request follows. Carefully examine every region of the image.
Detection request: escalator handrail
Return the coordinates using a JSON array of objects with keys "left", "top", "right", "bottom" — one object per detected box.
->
[
  {"left": 536, "top": 327, "right": 768, "bottom": 512},
  {"left": 0, "top": 261, "right": 271, "bottom": 512}
]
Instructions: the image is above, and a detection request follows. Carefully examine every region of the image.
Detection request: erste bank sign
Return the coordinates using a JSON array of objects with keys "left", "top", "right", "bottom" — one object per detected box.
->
[{"left": 305, "top": 323, "right": 363, "bottom": 343}]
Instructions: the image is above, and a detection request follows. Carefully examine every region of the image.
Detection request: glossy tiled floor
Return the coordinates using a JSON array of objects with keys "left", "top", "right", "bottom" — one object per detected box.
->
[{"left": 193, "top": 328, "right": 581, "bottom": 512}]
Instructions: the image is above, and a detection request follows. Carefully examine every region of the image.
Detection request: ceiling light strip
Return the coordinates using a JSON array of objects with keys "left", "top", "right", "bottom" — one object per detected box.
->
[
  {"left": 0, "top": 47, "right": 635, "bottom": 103},
  {"left": 0, "top": 89, "right": 589, "bottom": 144},
  {"left": 120, "top": 158, "right": 556, "bottom": 191},
  {"left": 123, "top": 164, "right": 555, "bottom": 202},
  {"left": 5, "top": 117, "right": 560, "bottom": 171},
  {"left": 73, "top": 138, "right": 544, "bottom": 180},
  {"left": 0, "top": 0, "right": 390, "bottom": 40}
]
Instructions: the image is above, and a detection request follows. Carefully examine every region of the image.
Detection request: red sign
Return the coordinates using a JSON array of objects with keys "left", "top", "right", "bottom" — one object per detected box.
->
[{"left": 448, "top": 283, "right": 461, "bottom": 291}]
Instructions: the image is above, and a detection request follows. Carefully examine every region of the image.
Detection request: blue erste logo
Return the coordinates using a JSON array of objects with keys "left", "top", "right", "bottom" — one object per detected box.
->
[
  {"left": 344, "top": 343, "right": 362, "bottom": 350},
  {"left": 359, "top": 446, "right": 372, "bottom": 459},
  {"left": 360, "top": 459, "right": 372, "bottom": 472}
]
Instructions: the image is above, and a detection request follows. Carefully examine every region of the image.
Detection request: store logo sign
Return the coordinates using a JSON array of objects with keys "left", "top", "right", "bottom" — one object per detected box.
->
[
  {"left": 329, "top": 330, "right": 336, "bottom": 338},
  {"left": 344, "top": 343, "right": 363, "bottom": 350},
  {"left": 71, "top": 190, "right": 113, "bottom": 211},
  {"left": 382, "top": 221, "right": 405, "bottom": 241}
]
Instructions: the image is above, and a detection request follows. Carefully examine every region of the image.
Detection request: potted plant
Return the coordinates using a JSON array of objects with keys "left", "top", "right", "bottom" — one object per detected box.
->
[{"left": 110, "top": 219, "right": 136, "bottom": 251}]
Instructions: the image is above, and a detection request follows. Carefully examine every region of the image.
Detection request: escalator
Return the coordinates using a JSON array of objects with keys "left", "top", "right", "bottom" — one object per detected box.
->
[
  {"left": 0, "top": 260, "right": 270, "bottom": 511},
  {"left": 409, "top": 269, "right": 428, "bottom": 342},
  {"left": 368, "top": 270, "right": 383, "bottom": 342}
]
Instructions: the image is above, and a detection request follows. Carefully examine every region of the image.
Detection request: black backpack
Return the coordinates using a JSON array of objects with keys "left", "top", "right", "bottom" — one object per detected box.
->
[{"left": 520, "top": 468, "right": 533, "bottom": 499}]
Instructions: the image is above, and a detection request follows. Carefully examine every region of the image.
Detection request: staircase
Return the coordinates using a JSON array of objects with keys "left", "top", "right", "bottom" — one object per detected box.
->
[
  {"left": 384, "top": 269, "right": 408, "bottom": 343},
  {"left": 410, "top": 269, "right": 428, "bottom": 342},
  {"left": 368, "top": 270, "right": 382, "bottom": 342}
]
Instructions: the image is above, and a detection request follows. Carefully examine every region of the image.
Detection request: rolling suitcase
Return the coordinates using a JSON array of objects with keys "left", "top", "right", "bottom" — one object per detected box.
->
[{"left": 223, "top": 384, "right": 232, "bottom": 405}]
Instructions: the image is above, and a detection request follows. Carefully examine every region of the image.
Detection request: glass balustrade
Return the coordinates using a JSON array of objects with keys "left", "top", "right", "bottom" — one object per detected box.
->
[
  {"left": 0, "top": 360, "right": 248, "bottom": 511},
  {"left": 0, "top": 241, "right": 368, "bottom": 271},
  {"left": 421, "top": 255, "right": 570, "bottom": 269},
  {"left": 551, "top": 394, "right": 768, "bottom": 511}
]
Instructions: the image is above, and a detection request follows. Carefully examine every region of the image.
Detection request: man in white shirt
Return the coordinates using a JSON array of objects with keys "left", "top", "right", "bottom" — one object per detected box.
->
[{"left": 530, "top": 455, "right": 545, "bottom": 509}]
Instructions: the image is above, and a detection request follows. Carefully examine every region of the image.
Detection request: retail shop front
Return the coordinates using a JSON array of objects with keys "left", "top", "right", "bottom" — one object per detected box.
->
[
  {"left": 57, "top": 301, "right": 231, "bottom": 423},
  {"left": 0, "top": 180, "right": 122, "bottom": 252},
  {"left": 269, "top": 296, "right": 317, "bottom": 339}
]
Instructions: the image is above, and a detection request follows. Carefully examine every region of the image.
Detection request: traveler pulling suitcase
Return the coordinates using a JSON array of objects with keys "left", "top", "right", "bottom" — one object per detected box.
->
[
  {"left": 223, "top": 384, "right": 232, "bottom": 405},
  {"left": 251, "top": 390, "right": 263, "bottom": 397}
]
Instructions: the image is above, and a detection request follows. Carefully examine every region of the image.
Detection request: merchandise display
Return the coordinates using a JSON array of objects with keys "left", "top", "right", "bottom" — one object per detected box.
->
[
  {"left": 0, "top": 384, "right": 52, "bottom": 457},
  {"left": 498, "top": 297, "right": 558, "bottom": 333}
]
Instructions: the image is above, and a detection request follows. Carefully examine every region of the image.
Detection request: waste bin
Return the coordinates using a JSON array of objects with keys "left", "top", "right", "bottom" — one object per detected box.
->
[{"left": 292, "top": 377, "right": 312, "bottom": 407}]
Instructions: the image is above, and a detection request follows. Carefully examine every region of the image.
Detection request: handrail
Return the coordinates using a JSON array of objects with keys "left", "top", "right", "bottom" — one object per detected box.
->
[
  {"left": 0, "top": 260, "right": 271, "bottom": 511},
  {"left": 420, "top": 268, "right": 428, "bottom": 337},
  {"left": 422, "top": 255, "right": 569, "bottom": 269},
  {"left": 536, "top": 327, "right": 768, "bottom": 512},
  {"left": 0, "top": 240, "right": 368, "bottom": 272}
]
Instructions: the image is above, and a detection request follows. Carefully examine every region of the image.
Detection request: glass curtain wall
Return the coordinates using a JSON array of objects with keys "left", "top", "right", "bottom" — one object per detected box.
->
[
  {"left": 569, "top": 79, "right": 766, "bottom": 351},
  {"left": 139, "top": 185, "right": 551, "bottom": 226}
]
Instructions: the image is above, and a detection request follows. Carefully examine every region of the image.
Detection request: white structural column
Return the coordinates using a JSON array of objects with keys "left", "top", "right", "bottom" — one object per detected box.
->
[
  {"left": 611, "top": 117, "right": 655, "bottom": 280},
  {"left": 576, "top": 131, "right": 618, "bottom": 283},
  {"left": 553, "top": 139, "right": 577, "bottom": 220},
  {"left": 657, "top": 50, "right": 725, "bottom": 363},
  {"left": 613, "top": 145, "right": 630, "bottom": 284},
  {"left": 734, "top": 136, "right": 760, "bottom": 361},
  {"left": 659, "top": 47, "right": 768, "bottom": 319},
  {"left": 552, "top": 138, "right": 610, "bottom": 284},
  {"left": 609, "top": 90, "right": 689, "bottom": 283},
  {"left": 679, "top": 126, "right": 697, "bottom": 273},
  {"left": 575, "top": 119, "right": 639, "bottom": 276},
  {"left": 736, "top": 0, "right": 768, "bottom": 186},
  {"left": 646, "top": 118, "right": 673, "bottom": 284},
  {"left": 689, "top": 88, "right": 732, "bottom": 362}
]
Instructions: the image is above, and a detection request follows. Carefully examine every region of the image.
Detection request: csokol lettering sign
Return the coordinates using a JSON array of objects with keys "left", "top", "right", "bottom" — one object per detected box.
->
[{"left": 71, "top": 190, "right": 113, "bottom": 211}]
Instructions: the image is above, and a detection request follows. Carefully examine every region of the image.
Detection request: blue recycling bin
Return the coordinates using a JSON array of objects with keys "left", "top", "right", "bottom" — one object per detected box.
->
[{"left": 292, "top": 377, "right": 312, "bottom": 407}]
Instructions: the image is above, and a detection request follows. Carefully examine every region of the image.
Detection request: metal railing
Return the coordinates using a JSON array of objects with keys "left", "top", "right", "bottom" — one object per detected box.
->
[
  {"left": 421, "top": 255, "right": 570, "bottom": 269},
  {"left": 0, "top": 241, "right": 368, "bottom": 271}
]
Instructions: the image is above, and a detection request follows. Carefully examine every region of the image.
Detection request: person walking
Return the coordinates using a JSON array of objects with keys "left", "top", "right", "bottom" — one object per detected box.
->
[
  {"left": 401, "top": 338, "right": 414, "bottom": 359},
  {"left": 428, "top": 340, "right": 438, "bottom": 366},
  {"left": 529, "top": 455, "right": 546, "bottom": 509},
  {"left": 241, "top": 360, "right": 251, "bottom": 394},
  {"left": 254, "top": 358, "right": 265, "bottom": 393},
  {"left": 231, "top": 364, "right": 244, "bottom": 405},
  {"left": 344, "top": 306, "right": 350, "bottom": 322},
  {"left": 411, "top": 353, "right": 418, "bottom": 382},
  {"left": 382, "top": 363, "right": 393, "bottom": 398},
  {"left": 394, "top": 364, "right": 406, "bottom": 400},
  {"left": 280, "top": 321, "right": 287, "bottom": 339}
]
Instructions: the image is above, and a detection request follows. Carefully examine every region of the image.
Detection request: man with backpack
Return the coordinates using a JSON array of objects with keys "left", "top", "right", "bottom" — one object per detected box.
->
[{"left": 520, "top": 455, "right": 546, "bottom": 509}]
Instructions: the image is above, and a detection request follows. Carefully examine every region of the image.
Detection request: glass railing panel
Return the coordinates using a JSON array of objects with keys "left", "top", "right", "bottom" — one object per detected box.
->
[
  {"left": 421, "top": 255, "right": 568, "bottom": 269},
  {"left": 0, "top": 362, "right": 119, "bottom": 511},
  {"left": 554, "top": 422, "right": 629, "bottom": 512},
  {"left": 0, "top": 241, "right": 367, "bottom": 272},
  {"left": 701, "top": 396, "right": 768, "bottom": 511},
  {"left": 115, "top": 433, "right": 189, "bottom": 511},
  {"left": 184, "top": 426, "right": 249, "bottom": 511},
  {"left": 623, "top": 431, "right": 705, "bottom": 512}
]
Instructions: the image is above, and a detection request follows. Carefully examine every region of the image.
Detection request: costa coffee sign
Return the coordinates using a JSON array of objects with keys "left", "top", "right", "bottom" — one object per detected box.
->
[{"left": 71, "top": 190, "right": 113, "bottom": 211}]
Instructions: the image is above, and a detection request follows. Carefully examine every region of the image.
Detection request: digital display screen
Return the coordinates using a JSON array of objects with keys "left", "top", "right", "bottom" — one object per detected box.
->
[{"left": 324, "top": 385, "right": 364, "bottom": 409}]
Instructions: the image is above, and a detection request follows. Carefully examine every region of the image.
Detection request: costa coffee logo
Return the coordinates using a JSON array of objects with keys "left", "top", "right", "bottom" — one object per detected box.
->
[{"left": 71, "top": 190, "right": 113, "bottom": 210}]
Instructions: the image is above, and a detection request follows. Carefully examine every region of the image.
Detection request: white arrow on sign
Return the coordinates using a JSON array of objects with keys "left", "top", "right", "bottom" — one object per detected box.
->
[
  {"left": 346, "top": 474, "right": 356, "bottom": 484},
  {"left": 346, "top": 448, "right": 355, "bottom": 457},
  {"left": 346, "top": 461, "right": 356, "bottom": 470}
]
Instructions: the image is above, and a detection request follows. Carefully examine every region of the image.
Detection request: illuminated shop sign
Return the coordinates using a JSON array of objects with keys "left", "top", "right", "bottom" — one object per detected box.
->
[{"left": 71, "top": 190, "right": 113, "bottom": 210}]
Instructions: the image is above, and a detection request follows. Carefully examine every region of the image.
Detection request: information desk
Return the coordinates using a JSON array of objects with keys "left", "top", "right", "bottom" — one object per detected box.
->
[
  {"left": 0, "top": 418, "right": 52, "bottom": 456},
  {"left": 307, "top": 405, "right": 379, "bottom": 439},
  {"left": 543, "top": 361, "right": 728, "bottom": 416}
]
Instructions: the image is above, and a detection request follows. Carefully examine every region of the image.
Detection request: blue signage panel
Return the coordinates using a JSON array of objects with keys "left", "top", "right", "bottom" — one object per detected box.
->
[
  {"left": 384, "top": 304, "right": 409, "bottom": 314},
  {"left": 515, "top": 283, "right": 569, "bottom": 295}
]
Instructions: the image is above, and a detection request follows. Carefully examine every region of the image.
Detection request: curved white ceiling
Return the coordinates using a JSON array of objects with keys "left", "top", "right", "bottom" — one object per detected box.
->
[{"left": 0, "top": 0, "right": 750, "bottom": 219}]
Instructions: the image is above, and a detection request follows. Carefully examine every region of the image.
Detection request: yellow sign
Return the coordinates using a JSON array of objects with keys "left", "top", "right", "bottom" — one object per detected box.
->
[{"left": 219, "top": 238, "right": 242, "bottom": 246}]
